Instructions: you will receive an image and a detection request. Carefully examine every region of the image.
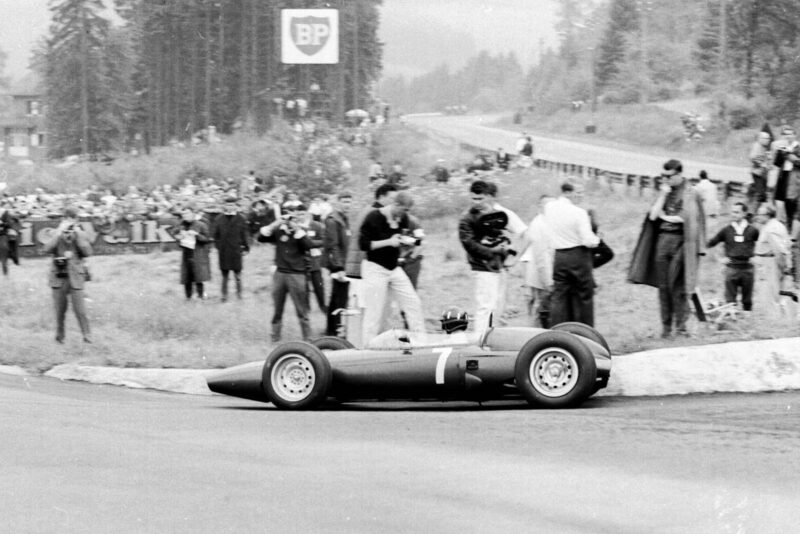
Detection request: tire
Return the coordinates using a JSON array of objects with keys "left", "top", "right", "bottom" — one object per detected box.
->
[
  {"left": 262, "top": 342, "right": 332, "bottom": 410},
  {"left": 551, "top": 322, "right": 610, "bottom": 354},
  {"left": 310, "top": 336, "right": 354, "bottom": 351},
  {"left": 514, "top": 331, "right": 597, "bottom": 408}
]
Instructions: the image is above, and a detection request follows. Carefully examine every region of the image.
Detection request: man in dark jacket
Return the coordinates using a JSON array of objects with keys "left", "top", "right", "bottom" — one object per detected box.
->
[
  {"left": 258, "top": 203, "right": 314, "bottom": 342},
  {"left": 458, "top": 180, "right": 514, "bottom": 332},
  {"left": 43, "top": 207, "right": 93, "bottom": 343},
  {"left": 706, "top": 202, "right": 759, "bottom": 311},
  {"left": 168, "top": 206, "right": 212, "bottom": 300},
  {"left": 324, "top": 191, "right": 353, "bottom": 335},
  {"left": 212, "top": 195, "right": 250, "bottom": 302},
  {"left": 0, "top": 202, "right": 22, "bottom": 276}
]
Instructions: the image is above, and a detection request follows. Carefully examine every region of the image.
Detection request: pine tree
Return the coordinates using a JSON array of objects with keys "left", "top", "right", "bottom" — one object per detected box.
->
[{"left": 595, "top": 0, "right": 639, "bottom": 89}]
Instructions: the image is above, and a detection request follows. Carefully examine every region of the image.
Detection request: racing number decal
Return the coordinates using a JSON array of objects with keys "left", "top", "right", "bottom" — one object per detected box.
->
[{"left": 433, "top": 347, "right": 453, "bottom": 385}]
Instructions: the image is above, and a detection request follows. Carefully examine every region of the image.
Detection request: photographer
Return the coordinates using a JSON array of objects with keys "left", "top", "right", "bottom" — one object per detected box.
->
[
  {"left": 459, "top": 180, "right": 516, "bottom": 332},
  {"left": 771, "top": 126, "right": 800, "bottom": 226},
  {"left": 43, "top": 207, "right": 92, "bottom": 343},
  {"left": 168, "top": 207, "right": 211, "bottom": 300},
  {"left": 258, "top": 204, "right": 314, "bottom": 342}
]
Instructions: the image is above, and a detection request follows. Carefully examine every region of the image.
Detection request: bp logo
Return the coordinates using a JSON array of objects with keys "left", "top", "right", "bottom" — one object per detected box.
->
[
  {"left": 282, "top": 9, "right": 339, "bottom": 64},
  {"left": 291, "top": 16, "right": 331, "bottom": 56}
]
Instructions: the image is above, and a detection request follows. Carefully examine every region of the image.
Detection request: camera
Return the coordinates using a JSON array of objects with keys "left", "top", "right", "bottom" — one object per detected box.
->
[{"left": 53, "top": 256, "right": 69, "bottom": 278}]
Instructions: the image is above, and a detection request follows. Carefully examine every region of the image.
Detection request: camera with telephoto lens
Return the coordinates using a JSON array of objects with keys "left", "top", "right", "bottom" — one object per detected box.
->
[
  {"left": 53, "top": 256, "right": 69, "bottom": 278},
  {"left": 477, "top": 211, "right": 516, "bottom": 257}
]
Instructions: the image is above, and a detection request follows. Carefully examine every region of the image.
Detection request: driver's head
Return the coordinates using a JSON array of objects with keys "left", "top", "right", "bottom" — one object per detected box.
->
[{"left": 441, "top": 306, "right": 469, "bottom": 334}]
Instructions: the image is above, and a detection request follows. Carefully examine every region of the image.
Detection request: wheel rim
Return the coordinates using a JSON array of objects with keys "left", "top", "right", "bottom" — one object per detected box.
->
[
  {"left": 271, "top": 354, "right": 316, "bottom": 402},
  {"left": 529, "top": 347, "right": 579, "bottom": 398}
]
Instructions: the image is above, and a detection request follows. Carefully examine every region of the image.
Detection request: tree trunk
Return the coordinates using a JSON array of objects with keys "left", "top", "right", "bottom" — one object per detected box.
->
[
  {"left": 79, "top": 5, "right": 90, "bottom": 155},
  {"left": 204, "top": 0, "right": 213, "bottom": 130}
]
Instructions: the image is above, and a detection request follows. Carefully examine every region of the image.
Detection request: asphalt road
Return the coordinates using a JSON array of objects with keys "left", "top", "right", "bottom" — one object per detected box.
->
[
  {"left": 3, "top": 373, "right": 798, "bottom": 533},
  {"left": 405, "top": 113, "right": 751, "bottom": 183}
]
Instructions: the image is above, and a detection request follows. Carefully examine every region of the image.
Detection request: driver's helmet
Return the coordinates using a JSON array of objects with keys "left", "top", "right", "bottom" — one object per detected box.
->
[{"left": 441, "top": 306, "right": 469, "bottom": 334}]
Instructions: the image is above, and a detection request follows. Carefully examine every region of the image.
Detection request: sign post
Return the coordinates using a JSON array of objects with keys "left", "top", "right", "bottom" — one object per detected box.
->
[{"left": 281, "top": 9, "right": 339, "bottom": 65}]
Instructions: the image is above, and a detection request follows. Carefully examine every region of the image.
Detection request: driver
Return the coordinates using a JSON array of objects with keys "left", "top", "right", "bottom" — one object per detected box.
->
[{"left": 440, "top": 306, "right": 481, "bottom": 344}]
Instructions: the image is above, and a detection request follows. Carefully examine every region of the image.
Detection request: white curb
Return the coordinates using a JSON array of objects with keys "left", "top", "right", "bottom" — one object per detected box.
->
[{"left": 45, "top": 365, "right": 214, "bottom": 396}]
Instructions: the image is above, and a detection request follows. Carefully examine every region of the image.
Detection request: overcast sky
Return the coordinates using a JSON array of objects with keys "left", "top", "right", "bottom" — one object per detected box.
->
[{"left": 0, "top": 0, "right": 559, "bottom": 84}]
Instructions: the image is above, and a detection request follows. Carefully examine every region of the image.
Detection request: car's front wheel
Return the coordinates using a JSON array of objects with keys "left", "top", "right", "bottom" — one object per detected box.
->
[
  {"left": 515, "top": 331, "right": 597, "bottom": 408},
  {"left": 263, "top": 342, "right": 332, "bottom": 409}
]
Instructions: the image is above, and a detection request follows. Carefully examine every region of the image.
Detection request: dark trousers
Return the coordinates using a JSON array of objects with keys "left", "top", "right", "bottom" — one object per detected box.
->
[
  {"left": 655, "top": 233, "right": 688, "bottom": 332},
  {"left": 785, "top": 198, "right": 798, "bottom": 228},
  {"left": 307, "top": 269, "right": 327, "bottom": 313},
  {"left": 221, "top": 269, "right": 242, "bottom": 301},
  {"left": 401, "top": 256, "right": 422, "bottom": 289},
  {"left": 551, "top": 247, "right": 594, "bottom": 326},
  {"left": 183, "top": 259, "right": 204, "bottom": 299},
  {"left": 326, "top": 278, "right": 350, "bottom": 336},
  {"left": 53, "top": 284, "right": 90, "bottom": 342},
  {"left": 272, "top": 271, "right": 311, "bottom": 341},
  {"left": 748, "top": 173, "right": 767, "bottom": 208},
  {"left": 725, "top": 264, "right": 754, "bottom": 311}
]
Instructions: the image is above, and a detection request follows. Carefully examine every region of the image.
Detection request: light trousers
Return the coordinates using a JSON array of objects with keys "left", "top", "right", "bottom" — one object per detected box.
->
[{"left": 361, "top": 261, "right": 425, "bottom": 342}]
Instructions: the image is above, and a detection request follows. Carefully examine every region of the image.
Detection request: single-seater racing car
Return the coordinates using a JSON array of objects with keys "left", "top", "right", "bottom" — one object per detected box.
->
[{"left": 206, "top": 308, "right": 612, "bottom": 410}]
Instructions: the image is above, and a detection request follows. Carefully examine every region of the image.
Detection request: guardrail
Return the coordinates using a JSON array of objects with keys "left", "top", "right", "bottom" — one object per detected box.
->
[{"left": 457, "top": 141, "right": 749, "bottom": 201}]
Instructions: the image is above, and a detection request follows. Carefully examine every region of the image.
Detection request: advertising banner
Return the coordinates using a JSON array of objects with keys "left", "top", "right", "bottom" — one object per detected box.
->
[
  {"left": 16, "top": 218, "right": 182, "bottom": 258},
  {"left": 281, "top": 9, "right": 339, "bottom": 64}
]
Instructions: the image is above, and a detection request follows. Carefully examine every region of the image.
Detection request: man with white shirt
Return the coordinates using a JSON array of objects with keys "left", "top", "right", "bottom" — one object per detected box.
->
[
  {"left": 706, "top": 202, "right": 759, "bottom": 311},
  {"left": 544, "top": 182, "right": 600, "bottom": 327}
]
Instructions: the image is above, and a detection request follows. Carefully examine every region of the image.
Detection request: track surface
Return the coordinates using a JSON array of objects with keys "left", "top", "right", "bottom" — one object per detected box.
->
[
  {"left": 406, "top": 113, "right": 751, "bottom": 183},
  {"left": 3, "top": 373, "right": 798, "bottom": 533}
]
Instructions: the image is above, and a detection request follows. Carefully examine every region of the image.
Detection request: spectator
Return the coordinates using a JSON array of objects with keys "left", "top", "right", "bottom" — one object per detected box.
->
[
  {"left": 749, "top": 131, "right": 772, "bottom": 210},
  {"left": 0, "top": 201, "right": 21, "bottom": 276},
  {"left": 515, "top": 132, "right": 528, "bottom": 155},
  {"left": 520, "top": 136, "right": 534, "bottom": 158},
  {"left": 432, "top": 159, "right": 450, "bottom": 183},
  {"left": 387, "top": 161, "right": 408, "bottom": 188},
  {"left": 299, "top": 203, "right": 327, "bottom": 315},
  {"left": 706, "top": 202, "right": 759, "bottom": 312},
  {"left": 324, "top": 191, "right": 353, "bottom": 336},
  {"left": 485, "top": 181, "right": 528, "bottom": 324},
  {"left": 43, "top": 206, "right": 92, "bottom": 343},
  {"left": 496, "top": 148, "right": 511, "bottom": 171},
  {"left": 458, "top": 180, "right": 515, "bottom": 332},
  {"left": 646, "top": 159, "right": 706, "bottom": 338},
  {"left": 359, "top": 190, "right": 426, "bottom": 342},
  {"left": 544, "top": 181, "right": 600, "bottom": 327},
  {"left": 398, "top": 214, "right": 425, "bottom": 289},
  {"left": 694, "top": 170, "right": 719, "bottom": 231},
  {"left": 755, "top": 205, "right": 794, "bottom": 317},
  {"left": 520, "top": 194, "right": 556, "bottom": 327},
  {"left": 258, "top": 204, "right": 314, "bottom": 342},
  {"left": 345, "top": 183, "right": 398, "bottom": 281},
  {"left": 368, "top": 160, "right": 384, "bottom": 182},
  {"left": 771, "top": 125, "right": 800, "bottom": 225},
  {"left": 212, "top": 195, "right": 250, "bottom": 302},
  {"left": 168, "top": 206, "right": 212, "bottom": 300}
]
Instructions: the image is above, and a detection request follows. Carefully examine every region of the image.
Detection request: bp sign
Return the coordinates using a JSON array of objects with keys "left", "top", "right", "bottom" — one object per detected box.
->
[{"left": 281, "top": 9, "right": 339, "bottom": 64}]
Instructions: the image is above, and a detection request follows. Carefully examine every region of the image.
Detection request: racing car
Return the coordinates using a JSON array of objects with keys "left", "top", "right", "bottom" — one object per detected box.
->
[{"left": 206, "top": 315, "right": 612, "bottom": 410}]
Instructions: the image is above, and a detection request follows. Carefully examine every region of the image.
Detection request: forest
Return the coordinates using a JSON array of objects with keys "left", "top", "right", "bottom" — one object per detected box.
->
[
  {"left": 381, "top": 0, "right": 800, "bottom": 129},
  {"left": 25, "top": 0, "right": 382, "bottom": 158}
]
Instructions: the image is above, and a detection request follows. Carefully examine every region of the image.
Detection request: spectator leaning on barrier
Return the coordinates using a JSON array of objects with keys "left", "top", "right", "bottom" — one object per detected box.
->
[
  {"left": 43, "top": 206, "right": 92, "bottom": 343},
  {"left": 324, "top": 191, "right": 353, "bottom": 336},
  {"left": 168, "top": 206, "right": 212, "bottom": 300},
  {"left": 643, "top": 159, "right": 706, "bottom": 338},
  {"left": 359, "top": 190, "right": 426, "bottom": 342},
  {"left": 212, "top": 195, "right": 250, "bottom": 302},
  {"left": 543, "top": 181, "right": 600, "bottom": 327},
  {"left": 258, "top": 203, "right": 314, "bottom": 342},
  {"left": 706, "top": 202, "right": 759, "bottom": 312}
]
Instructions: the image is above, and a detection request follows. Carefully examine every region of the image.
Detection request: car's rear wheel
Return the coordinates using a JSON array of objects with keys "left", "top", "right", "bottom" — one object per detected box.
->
[
  {"left": 551, "top": 321, "right": 610, "bottom": 353},
  {"left": 515, "top": 331, "right": 597, "bottom": 408},
  {"left": 263, "top": 342, "right": 332, "bottom": 409},
  {"left": 310, "top": 336, "right": 354, "bottom": 351}
]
